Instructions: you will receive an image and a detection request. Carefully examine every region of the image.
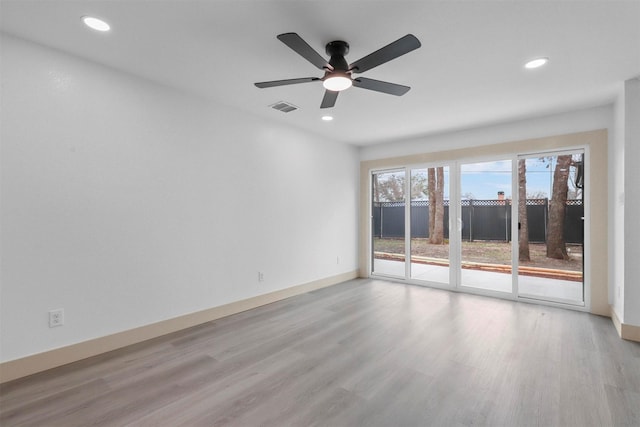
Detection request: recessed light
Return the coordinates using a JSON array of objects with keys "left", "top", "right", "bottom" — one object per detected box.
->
[
  {"left": 524, "top": 57, "right": 548, "bottom": 69},
  {"left": 82, "top": 16, "right": 110, "bottom": 32},
  {"left": 322, "top": 116, "right": 334, "bottom": 121}
]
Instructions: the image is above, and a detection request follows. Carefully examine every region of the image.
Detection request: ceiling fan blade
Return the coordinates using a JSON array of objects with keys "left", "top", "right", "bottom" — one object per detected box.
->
[
  {"left": 277, "top": 33, "right": 332, "bottom": 71},
  {"left": 254, "top": 77, "right": 319, "bottom": 88},
  {"left": 352, "top": 77, "right": 410, "bottom": 96},
  {"left": 320, "top": 90, "right": 339, "bottom": 108},
  {"left": 349, "top": 34, "right": 421, "bottom": 74}
]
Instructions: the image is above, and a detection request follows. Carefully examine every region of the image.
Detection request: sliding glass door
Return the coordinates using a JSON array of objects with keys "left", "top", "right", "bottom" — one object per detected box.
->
[
  {"left": 370, "top": 150, "right": 587, "bottom": 308},
  {"left": 409, "top": 166, "right": 450, "bottom": 285},
  {"left": 516, "top": 151, "right": 585, "bottom": 305},
  {"left": 458, "top": 160, "right": 513, "bottom": 294},
  {"left": 371, "top": 169, "right": 406, "bottom": 277}
]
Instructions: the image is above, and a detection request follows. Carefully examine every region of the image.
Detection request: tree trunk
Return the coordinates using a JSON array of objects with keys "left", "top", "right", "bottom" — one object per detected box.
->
[
  {"left": 373, "top": 175, "right": 379, "bottom": 203},
  {"left": 428, "top": 168, "right": 436, "bottom": 242},
  {"left": 432, "top": 167, "right": 445, "bottom": 244},
  {"left": 518, "top": 160, "right": 530, "bottom": 261},
  {"left": 546, "top": 155, "right": 572, "bottom": 259}
]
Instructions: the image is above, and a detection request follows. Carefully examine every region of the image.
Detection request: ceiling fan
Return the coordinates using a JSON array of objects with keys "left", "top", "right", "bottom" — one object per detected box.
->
[{"left": 255, "top": 33, "right": 421, "bottom": 109}]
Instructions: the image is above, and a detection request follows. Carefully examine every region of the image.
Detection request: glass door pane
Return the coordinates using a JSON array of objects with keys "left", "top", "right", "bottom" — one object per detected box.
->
[
  {"left": 459, "top": 160, "right": 513, "bottom": 293},
  {"left": 372, "top": 170, "right": 406, "bottom": 277},
  {"left": 410, "top": 166, "right": 450, "bottom": 284},
  {"left": 517, "top": 152, "right": 584, "bottom": 304}
]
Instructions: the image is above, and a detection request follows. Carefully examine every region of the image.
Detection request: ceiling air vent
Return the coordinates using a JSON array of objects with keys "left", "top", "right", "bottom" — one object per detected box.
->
[{"left": 270, "top": 101, "right": 298, "bottom": 113}]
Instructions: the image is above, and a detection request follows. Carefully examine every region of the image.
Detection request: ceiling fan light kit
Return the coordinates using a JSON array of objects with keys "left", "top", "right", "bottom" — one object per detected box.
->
[
  {"left": 255, "top": 32, "right": 421, "bottom": 108},
  {"left": 323, "top": 74, "right": 352, "bottom": 91}
]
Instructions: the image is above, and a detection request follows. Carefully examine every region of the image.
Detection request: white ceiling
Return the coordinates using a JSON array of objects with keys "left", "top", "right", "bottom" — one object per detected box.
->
[{"left": 1, "top": 1, "right": 639, "bottom": 146}]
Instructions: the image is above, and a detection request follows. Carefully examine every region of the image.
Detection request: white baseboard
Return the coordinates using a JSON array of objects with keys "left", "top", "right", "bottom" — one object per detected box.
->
[
  {"left": 610, "top": 306, "right": 640, "bottom": 342},
  {"left": 0, "top": 270, "right": 359, "bottom": 384}
]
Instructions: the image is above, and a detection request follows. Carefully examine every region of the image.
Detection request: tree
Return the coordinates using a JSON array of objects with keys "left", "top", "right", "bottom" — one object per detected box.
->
[
  {"left": 427, "top": 167, "right": 445, "bottom": 244},
  {"left": 374, "top": 174, "right": 405, "bottom": 202},
  {"left": 428, "top": 168, "right": 436, "bottom": 241},
  {"left": 567, "top": 153, "right": 584, "bottom": 200},
  {"left": 434, "top": 167, "right": 445, "bottom": 243},
  {"left": 518, "top": 159, "right": 530, "bottom": 261},
  {"left": 546, "top": 155, "right": 572, "bottom": 259},
  {"left": 527, "top": 190, "right": 547, "bottom": 199},
  {"left": 373, "top": 175, "right": 380, "bottom": 202},
  {"left": 410, "top": 171, "right": 428, "bottom": 199}
]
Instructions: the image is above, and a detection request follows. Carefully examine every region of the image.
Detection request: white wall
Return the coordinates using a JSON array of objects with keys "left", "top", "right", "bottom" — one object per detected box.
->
[
  {"left": 360, "top": 105, "right": 613, "bottom": 161},
  {"left": 0, "top": 35, "right": 359, "bottom": 362},
  {"left": 611, "top": 86, "right": 626, "bottom": 319},
  {"left": 623, "top": 78, "right": 640, "bottom": 326}
]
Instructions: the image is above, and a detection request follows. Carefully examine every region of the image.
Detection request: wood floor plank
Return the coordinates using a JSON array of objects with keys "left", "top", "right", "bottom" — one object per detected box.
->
[
  {"left": 127, "top": 348, "right": 304, "bottom": 426},
  {"left": 1, "top": 278, "right": 639, "bottom": 426}
]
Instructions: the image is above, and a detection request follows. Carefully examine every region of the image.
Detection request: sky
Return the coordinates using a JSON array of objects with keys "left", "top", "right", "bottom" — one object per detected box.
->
[
  {"left": 382, "top": 155, "right": 582, "bottom": 201},
  {"left": 461, "top": 158, "right": 552, "bottom": 200},
  {"left": 459, "top": 157, "right": 583, "bottom": 200}
]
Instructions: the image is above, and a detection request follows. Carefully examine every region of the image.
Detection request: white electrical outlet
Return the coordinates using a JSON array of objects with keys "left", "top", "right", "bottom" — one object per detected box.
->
[
  {"left": 258, "top": 272, "right": 264, "bottom": 282},
  {"left": 49, "top": 309, "right": 64, "bottom": 328}
]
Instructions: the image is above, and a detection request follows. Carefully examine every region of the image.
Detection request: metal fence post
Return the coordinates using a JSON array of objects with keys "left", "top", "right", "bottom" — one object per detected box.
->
[
  {"left": 469, "top": 199, "right": 473, "bottom": 242},
  {"left": 380, "top": 203, "right": 384, "bottom": 239},
  {"left": 544, "top": 198, "right": 548, "bottom": 243},
  {"left": 505, "top": 202, "right": 509, "bottom": 242}
]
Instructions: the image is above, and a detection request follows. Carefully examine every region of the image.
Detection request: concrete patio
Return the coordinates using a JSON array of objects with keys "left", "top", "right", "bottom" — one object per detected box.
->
[{"left": 373, "top": 259, "right": 583, "bottom": 304}]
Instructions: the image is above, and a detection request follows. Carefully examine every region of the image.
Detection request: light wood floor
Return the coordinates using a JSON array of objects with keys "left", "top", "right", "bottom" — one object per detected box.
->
[{"left": 1, "top": 279, "right": 639, "bottom": 426}]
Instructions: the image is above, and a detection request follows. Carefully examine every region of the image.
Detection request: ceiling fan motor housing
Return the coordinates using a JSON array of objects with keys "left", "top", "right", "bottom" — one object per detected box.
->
[{"left": 326, "top": 41, "right": 350, "bottom": 72}]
